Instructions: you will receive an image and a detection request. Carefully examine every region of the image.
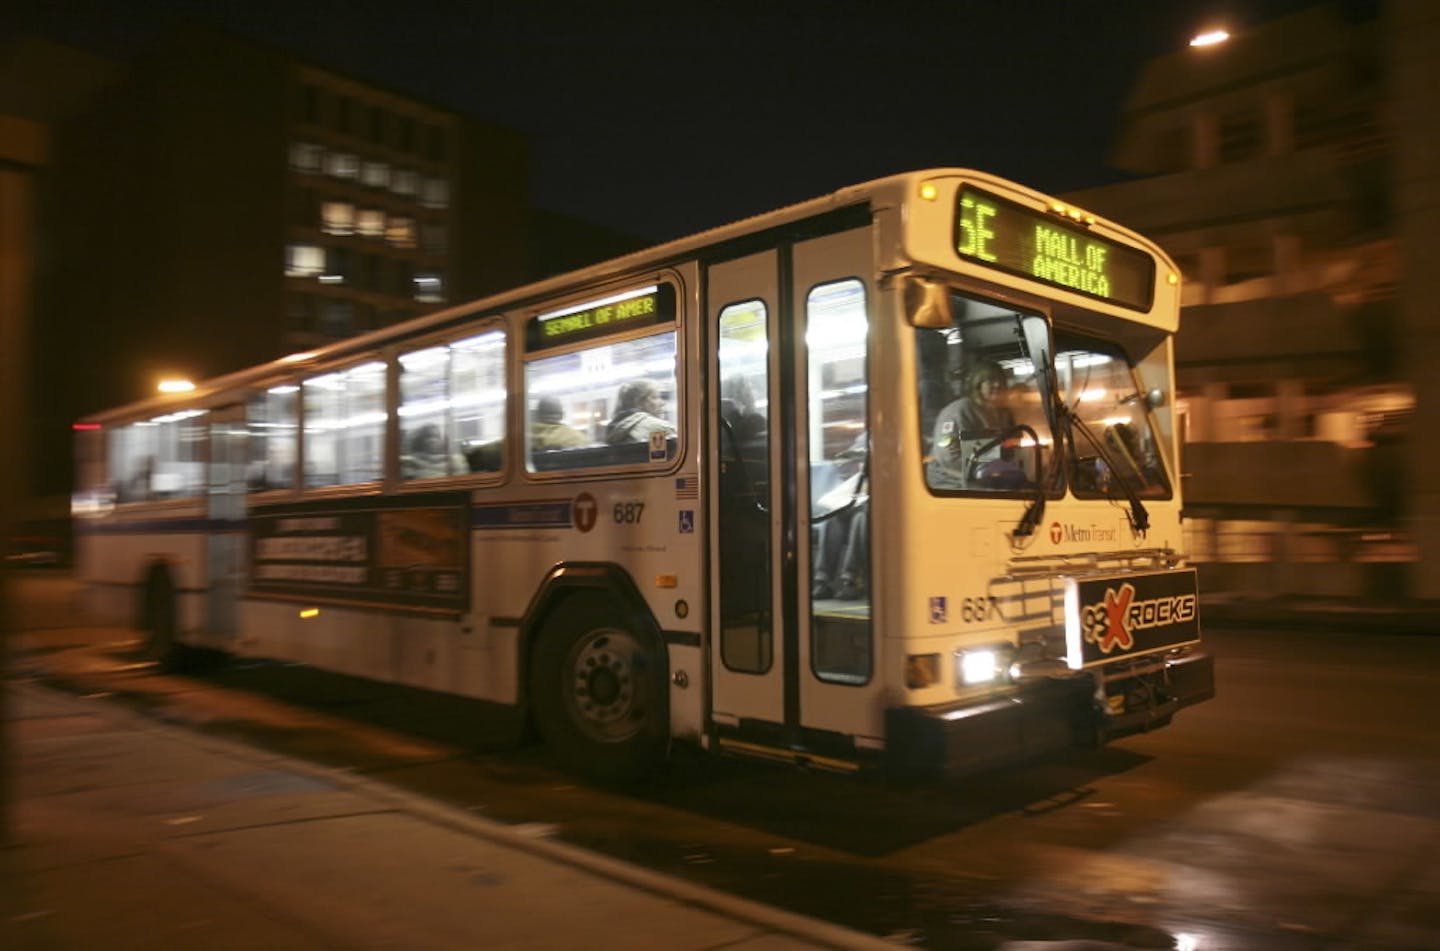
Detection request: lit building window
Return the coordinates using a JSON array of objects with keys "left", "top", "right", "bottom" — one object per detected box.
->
[
  {"left": 321, "top": 201, "right": 355, "bottom": 236},
  {"left": 356, "top": 209, "right": 385, "bottom": 237},
  {"left": 285, "top": 244, "right": 325, "bottom": 278},
  {"left": 420, "top": 177, "right": 450, "bottom": 210},
  {"left": 361, "top": 160, "right": 390, "bottom": 189},
  {"left": 289, "top": 142, "right": 323, "bottom": 173},
  {"left": 324, "top": 151, "right": 359, "bottom": 180},
  {"left": 392, "top": 169, "right": 419, "bottom": 196},
  {"left": 386, "top": 216, "right": 417, "bottom": 249},
  {"left": 413, "top": 272, "right": 445, "bottom": 303}
]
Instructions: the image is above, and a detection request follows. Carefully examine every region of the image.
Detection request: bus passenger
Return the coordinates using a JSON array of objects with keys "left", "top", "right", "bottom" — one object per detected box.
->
[
  {"left": 401, "top": 423, "right": 464, "bottom": 480},
  {"left": 605, "top": 379, "right": 676, "bottom": 445},
  {"left": 928, "top": 360, "right": 1017, "bottom": 488},
  {"left": 720, "top": 376, "right": 765, "bottom": 443},
  {"left": 531, "top": 396, "right": 588, "bottom": 450},
  {"left": 813, "top": 433, "right": 868, "bottom": 601}
]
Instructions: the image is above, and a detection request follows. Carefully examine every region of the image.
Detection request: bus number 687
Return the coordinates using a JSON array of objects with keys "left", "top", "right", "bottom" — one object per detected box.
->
[
  {"left": 613, "top": 502, "right": 645, "bottom": 524},
  {"left": 961, "top": 596, "right": 1001, "bottom": 623}
]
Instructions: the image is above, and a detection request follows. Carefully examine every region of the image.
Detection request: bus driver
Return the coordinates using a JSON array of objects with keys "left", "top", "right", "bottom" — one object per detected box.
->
[{"left": 928, "top": 360, "right": 1018, "bottom": 488}]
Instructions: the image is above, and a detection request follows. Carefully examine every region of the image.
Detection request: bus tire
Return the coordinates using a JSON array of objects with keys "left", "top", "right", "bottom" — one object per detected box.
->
[
  {"left": 529, "top": 591, "right": 668, "bottom": 784},
  {"left": 142, "top": 568, "right": 196, "bottom": 673}
]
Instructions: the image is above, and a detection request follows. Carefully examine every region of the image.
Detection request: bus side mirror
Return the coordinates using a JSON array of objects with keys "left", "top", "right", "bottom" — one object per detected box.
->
[{"left": 906, "top": 278, "right": 953, "bottom": 329}]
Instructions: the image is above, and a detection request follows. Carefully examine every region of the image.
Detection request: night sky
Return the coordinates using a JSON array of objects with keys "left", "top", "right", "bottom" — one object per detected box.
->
[{"left": 14, "top": 0, "right": 1332, "bottom": 242}]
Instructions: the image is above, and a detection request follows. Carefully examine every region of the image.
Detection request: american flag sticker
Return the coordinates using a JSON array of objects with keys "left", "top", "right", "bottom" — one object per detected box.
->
[{"left": 674, "top": 476, "right": 698, "bottom": 500}]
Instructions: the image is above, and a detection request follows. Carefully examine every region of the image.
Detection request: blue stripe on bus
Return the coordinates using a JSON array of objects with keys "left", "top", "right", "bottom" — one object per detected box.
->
[
  {"left": 471, "top": 500, "right": 572, "bottom": 530},
  {"left": 76, "top": 518, "right": 240, "bottom": 534},
  {"left": 82, "top": 500, "right": 579, "bottom": 535}
]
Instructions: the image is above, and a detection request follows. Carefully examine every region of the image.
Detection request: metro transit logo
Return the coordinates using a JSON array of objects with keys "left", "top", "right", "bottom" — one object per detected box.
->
[{"left": 1081, "top": 581, "right": 1198, "bottom": 655}]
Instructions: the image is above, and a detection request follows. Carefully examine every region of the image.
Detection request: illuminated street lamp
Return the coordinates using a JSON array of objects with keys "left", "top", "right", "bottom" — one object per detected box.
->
[
  {"left": 1190, "top": 28, "right": 1231, "bottom": 48},
  {"left": 157, "top": 378, "right": 195, "bottom": 394}
]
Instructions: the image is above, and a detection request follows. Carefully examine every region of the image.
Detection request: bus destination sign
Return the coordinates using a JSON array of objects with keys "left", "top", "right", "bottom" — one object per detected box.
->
[
  {"left": 527, "top": 283, "right": 676, "bottom": 352},
  {"left": 953, "top": 186, "right": 1155, "bottom": 311}
]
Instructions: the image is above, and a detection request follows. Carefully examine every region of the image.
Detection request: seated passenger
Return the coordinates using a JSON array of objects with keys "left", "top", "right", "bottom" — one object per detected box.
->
[
  {"left": 530, "top": 396, "right": 588, "bottom": 450},
  {"left": 605, "top": 379, "right": 676, "bottom": 445},
  {"left": 401, "top": 424, "right": 464, "bottom": 480},
  {"left": 720, "top": 376, "right": 766, "bottom": 443},
  {"left": 813, "top": 433, "right": 869, "bottom": 601}
]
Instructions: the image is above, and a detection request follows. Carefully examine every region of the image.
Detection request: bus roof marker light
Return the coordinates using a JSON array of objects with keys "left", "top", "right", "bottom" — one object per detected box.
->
[
  {"left": 299, "top": 607, "right": 320, "bottom": 619},
  {"left": 1190, "top": 29, "right": 1230, "bottom": 48},
  {"left": 157, "top": 379, "right": 195, "bottom": 394},
  {"left": 918, "top": 182, "right": 939, "bottom": 201}
]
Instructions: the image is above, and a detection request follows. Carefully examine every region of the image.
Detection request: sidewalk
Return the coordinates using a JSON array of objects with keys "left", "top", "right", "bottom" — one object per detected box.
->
[{"left": 2, "top": 678, "right": 895, "bottom": 950}]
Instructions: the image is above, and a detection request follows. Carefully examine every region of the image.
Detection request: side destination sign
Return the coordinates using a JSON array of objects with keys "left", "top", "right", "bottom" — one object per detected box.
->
[
  {"left": 953, "top": 186, "right": 1155, "bottom": 311},
  {"left": 527, "top": 283, "right": 676, "bottom": 352}
]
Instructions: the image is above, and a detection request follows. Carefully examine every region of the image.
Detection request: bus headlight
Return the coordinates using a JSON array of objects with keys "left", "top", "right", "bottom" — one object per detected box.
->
[{"left": 957, "top": 646, "right": 1013, "bottom": 686}]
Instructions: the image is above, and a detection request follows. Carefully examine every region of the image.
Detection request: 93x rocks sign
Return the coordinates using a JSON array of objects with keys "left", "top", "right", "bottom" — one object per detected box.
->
[{"left": 1066, "top": 569, "right": 1200, "bottom": 667}]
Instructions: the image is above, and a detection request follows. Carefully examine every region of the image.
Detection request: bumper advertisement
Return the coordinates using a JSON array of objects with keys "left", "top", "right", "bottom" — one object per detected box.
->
[{"left": 1064, "top": 568, "right": 1200, "bottom": 667}]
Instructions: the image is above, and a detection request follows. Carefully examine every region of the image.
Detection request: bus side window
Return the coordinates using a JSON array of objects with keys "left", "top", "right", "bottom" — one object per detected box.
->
[
  {"left": 110, "top": 414, "right": 208, "bottom": 502},
  {"left": 450, "top": 330, "right": 506, "bottom": 474},
  {"left": 302, "top": 361, "right": 385, "bottom": 487},
  {"left": 247, "top": 384, "right": 297, "bottom": 492},
  {"left": 524, "top": 330, "right": 679, "bottom": 472}
]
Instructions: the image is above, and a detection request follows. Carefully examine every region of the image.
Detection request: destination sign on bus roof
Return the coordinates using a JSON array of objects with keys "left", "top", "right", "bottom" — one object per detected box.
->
[
  {"left": 953, "top": 186, "right": 1155, "bottom": 311},
  {"left": 527, "top": 284, "right": 676, "bottom": 352}
]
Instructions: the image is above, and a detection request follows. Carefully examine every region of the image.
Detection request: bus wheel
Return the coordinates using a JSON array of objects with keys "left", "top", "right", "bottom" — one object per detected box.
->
[
  {"left": 143, "top": 571, "right": 197, "bottom": 672},
  {"left": 530, "top": 593, "right": 668, "bottom": 783}
]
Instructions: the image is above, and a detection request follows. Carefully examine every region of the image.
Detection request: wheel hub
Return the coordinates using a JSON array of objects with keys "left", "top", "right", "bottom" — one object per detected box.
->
[{"left": 569, "top": 632, "right": 642, "bottom": 737}]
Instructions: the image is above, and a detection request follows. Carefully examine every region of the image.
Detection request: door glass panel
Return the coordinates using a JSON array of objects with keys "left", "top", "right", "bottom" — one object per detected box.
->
[
  {"left": 716, "top": 300, "right": 771, "bottom": 673},
  {"left": 806, "top": 279, "right": 871, "bottom": 685}
]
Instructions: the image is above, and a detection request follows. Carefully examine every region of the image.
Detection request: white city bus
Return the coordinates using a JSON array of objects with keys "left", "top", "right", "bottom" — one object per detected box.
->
[{"left": 72, "top": 169, "right": 1214, "bottom": 781}]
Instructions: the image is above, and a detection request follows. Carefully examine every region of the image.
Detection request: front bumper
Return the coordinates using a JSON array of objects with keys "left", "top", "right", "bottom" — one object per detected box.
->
[{"left": 885, "top": 649, "right": 1215, "bottom": 779}]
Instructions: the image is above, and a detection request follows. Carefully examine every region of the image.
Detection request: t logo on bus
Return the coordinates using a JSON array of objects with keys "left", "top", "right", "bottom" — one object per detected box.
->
[{"left": 573, "top": 492, "right": 598, "bottom": 533}]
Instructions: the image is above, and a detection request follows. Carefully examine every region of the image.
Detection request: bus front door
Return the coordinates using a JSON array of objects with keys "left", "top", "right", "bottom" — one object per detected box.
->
[{"left": 708, "top": 226, "right": 879, "bottom": 764}]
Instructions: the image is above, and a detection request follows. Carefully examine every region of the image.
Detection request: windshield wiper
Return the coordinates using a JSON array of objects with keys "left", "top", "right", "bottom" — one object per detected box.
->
[
  {"left": 1061, "top": 403, "right": 1150, "bottom": 534},
  {"left": 1008, "top": 319, "right": 1047, "bottom": 538}
]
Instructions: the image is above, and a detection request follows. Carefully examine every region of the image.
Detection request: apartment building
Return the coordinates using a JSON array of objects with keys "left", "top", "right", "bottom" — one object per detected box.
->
[
  {"left": 24, "top": 27, "right": 532, "bottom": 497},
  {"left": 1068, "top": 0, "right": 1440, "bottom": 598}
]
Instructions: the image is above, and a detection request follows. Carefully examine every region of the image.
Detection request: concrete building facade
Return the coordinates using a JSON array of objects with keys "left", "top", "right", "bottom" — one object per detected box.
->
[{"left": 1068, "top": 0, "right": 1438, "bottom": 599}]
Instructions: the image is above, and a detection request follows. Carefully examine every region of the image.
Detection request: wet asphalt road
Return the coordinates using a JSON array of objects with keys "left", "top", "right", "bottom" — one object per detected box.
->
[{"left": 7, "top": 571, "right": 1440, "bottom": 949}]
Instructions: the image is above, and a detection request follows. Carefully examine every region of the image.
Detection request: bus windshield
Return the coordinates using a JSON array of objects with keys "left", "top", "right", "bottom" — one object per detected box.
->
[
  {"left": 917, "top": 293, "right": 1055, "bottom": 494},
  {"left": 1053, "top": 333, "right": 1171, "bottom": 500},
  {"left": 915, "top": 290, "right": 1170, "bottom": 501}
]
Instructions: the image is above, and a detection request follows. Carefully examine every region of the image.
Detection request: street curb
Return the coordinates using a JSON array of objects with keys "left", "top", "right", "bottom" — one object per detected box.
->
[{"left": 12, "top": 679, "right": 899, "bottom": 951}]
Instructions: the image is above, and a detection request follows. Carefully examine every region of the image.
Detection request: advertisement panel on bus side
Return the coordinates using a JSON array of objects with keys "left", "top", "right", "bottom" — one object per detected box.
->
[{"left": 249, "top": 495, "right": 469, "bottom": 611}]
